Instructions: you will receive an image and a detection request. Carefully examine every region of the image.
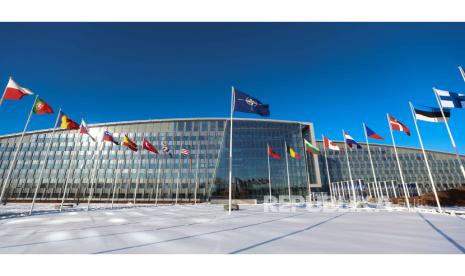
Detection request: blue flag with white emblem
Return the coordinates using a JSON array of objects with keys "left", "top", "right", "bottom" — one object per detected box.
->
[{"left": 233, "top": 88, "right": 270, "bottom": 117}]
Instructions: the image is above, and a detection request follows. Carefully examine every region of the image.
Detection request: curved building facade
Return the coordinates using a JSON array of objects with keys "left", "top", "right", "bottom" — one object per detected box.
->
[
  {"left": 0, "top": 117, "right": 464, "bottom": 204},
  {"left": 0, "top": 118, "right": 320, "bottom": 204},
  {"left": 317, "top": 141, "right": 465, "bottom": 196}
]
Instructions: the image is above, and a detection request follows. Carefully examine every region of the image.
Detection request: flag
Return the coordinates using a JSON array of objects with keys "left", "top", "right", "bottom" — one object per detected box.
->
[
  {"left": 267, "top": 144, "right": 282, "bottom": 160},
  {"left": 365, "top": 125, "right": 384, "bottom": 140},
  {"left": 304, "top": 139, "right": 320, "bottom": 154},
  {"left": 162, "top": 142, "right": 173, "bottom": 158},
  {"left": 233, "top": 88, "right": 270, "bottom": 117},
  {"left": 459, "top": 65, "right": 465, "bottom": 82},
  {"left": 59, "top": 111, "right": 79, "bottom": 130},
  {"left": 435, "top": 88, "right": 465, "bottom": 109},
  {"left": 32, "top": 97, "right": 53, "bottom": 114},
  {"left": 388, "top": 115, "right": 411, "bottom": 136},
  {"left": 181, "top": 148, "right": 190, "bottom": 156},
  {"left": 413, "top": 104, "right": 450, "bottom": 123},
  {"left": 122, "top": 134, "right": 138, "bottom": 151},
  {"left": 323, "top": 135, "right": 340, "bottom": 151},
  {"left": 2, "top": 77, "right": 34, "bottom": 100},
  {"left": 343, "top": 130, "right": 362, "bottom": 149},
  {"left": 79, "top": 119, "right": 96, "bottom": 142},
  {"left": 286, "top": 145, "right": 301, "bottom": 160},
  {"left": 103, "top": 130, "right": 119, "bottom": 145},
  {"left": 143, "top": 138, "right": 158, "bottom": 154}
]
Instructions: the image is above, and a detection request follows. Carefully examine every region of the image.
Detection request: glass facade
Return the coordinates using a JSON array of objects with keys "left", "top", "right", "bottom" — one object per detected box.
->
[
  {"left": 318, "top": 141, "right": 465, "bottom": 194},
  {"left": 0, "top": 118, "right": 319, "bottom": 203}
]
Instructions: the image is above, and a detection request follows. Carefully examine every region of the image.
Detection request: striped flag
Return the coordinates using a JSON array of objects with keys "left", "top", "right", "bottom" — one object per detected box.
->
[
  {"left": 304, "top": 139, "right": 320, "bottom": 154},
  {"left": 2, "top": 77, "right": 34, "bottom": 100},
  {"left": 413, "top": 104, "right": 450, "bottom": 123},
  {"left": 343, "top": 130, "right": 362, "bottom": 149},
  {"left": 122, "top": 134, "right": 138, "bottom": 152},
  {"left": 286, "top": 145, "right": 301, "bottom": 160},
  {"left": 181, "top": 148, "right": 190, "bottom": 156}
]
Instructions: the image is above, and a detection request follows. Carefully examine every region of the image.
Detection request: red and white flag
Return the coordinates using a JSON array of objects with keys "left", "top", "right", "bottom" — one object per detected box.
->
[
  {"left": 79, "top": 119, "right": 96, "bottom": 141},
  {"left": 181, "top": 148, "right": 190, "bottom": 156},
  {"left": 143, "top": 138, "right": 158, "bottom": 154},
  {"left": 3, "top": 77, "right": 34, "bottom": 100},
  {"left": 323, "top": 135, "right": 340, "bottom": 151},
  {"left": 388, "top": 114, "right": 410, "bottom": 136}
]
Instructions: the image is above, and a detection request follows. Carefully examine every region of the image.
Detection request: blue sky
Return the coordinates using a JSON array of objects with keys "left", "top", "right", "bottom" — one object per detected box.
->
[{"left": 1, "top": 23, "right": 465, "bottom": 153}]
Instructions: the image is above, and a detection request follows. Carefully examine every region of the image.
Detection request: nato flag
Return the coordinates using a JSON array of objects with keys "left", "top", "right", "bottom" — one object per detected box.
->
[{"left": 233, "top": 88, "right": 270, "bottom": 117}]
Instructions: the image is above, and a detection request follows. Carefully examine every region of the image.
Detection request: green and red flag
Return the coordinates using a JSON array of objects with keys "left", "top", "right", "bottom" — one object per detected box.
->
[
  {"left": 33, "top": 97, "right": 53, "bottom": 114},
  {"left": 304, "top": 139, "right": 320, "bottom": 155}
]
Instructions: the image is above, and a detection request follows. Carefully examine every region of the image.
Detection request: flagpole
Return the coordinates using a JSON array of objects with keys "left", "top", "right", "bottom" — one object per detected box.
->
[
  {"left": 408, "top": 102, "right": 442, "bottom": 212},
  {"left": 134, "top": 141, "right": 143, "bottom": 206},
  {"left": 0, "top": 95, "right": 38, "bottom": 204},
  {"left": 110, "top": 143, "right": 121, "bottom": 209},
  {"left": 390, "top": 180, "right": 397, "bottom": 198},
  {"left": 322, "top": 135, "right": 334, "bottom": 205},
  {"left": 301, "top": 140, "right": 311, "bottom": 201},
  {"left": 284, "top": 141, "right": 291, "bottom": 202},
  {"left": 363, "top": 123, "right": 383, "bottom": 201},
  {"left": 228, "top": 86, "right": 235, "bottom": 214},
  {"left": 155, "top": 148, "right": 163, "bottom": 206},
  {"left": 0, "top": 77, "right": 9, "bottom": 108},
  {"left": 387, "top": 113, "right": 411, "bottom": 210},
  {"left": 87, "top": 141, "right": 104, "bottom": 211},
  {"left": 60, "top": 132, "right": 79, "bottom": 211},
  {"left": 29, "top": 108, "right": 62, "bottom": 215},
  {"left": 175, "top": 144, "right": 183, "bottom": 205},
  {"left": 266, "top": 144, "right": 272, "bottom": 203},
  {"left": 194, "top": 141, "right": 200, "bottom": 205},
  {"left": 433, "top": 88, "right": 465, "bottom": 180},
  {"left": 342, "top": 130, "right": 357, "bottom": 208}
]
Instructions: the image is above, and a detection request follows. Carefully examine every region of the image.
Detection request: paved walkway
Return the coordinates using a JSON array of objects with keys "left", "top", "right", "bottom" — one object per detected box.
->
[{"left": 0, "top": 204, "right": 464, "bottom": 253}]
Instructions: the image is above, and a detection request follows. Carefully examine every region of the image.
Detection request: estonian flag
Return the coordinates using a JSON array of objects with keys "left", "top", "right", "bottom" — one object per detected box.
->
[
  {"left": 413, "top": 104, "right": 450, "bottom": 123},
  {"left": 233, "top": 88, "right": 270, "bottom": 117}
]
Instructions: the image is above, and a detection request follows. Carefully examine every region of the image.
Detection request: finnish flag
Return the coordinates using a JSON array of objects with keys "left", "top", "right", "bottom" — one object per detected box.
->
[{"left": 435, "top": 88, "right": 465, "bottom": 109}]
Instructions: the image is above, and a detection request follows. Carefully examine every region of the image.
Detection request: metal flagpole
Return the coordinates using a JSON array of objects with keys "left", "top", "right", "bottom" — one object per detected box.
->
[
  {"left": 194, "top": 141, "right": 200, "bottom": 205},
  {"left": 60, "top": 132, "right": 79, "bottom": 211},
  {"left": 433, "top": 88, "right": 465, "bottom": 180},
  {"left": 322, "top": 135, "right": 334, "bottom": 204},
  {"left": 0, "top": 95, "right": 37, "bottom": 204},
  {"left": 366, "top": 181, "right": 372, "bottom": 198},
  {"left": 284, "top": 141, "right": 291, "bottom": 202},
  {"left": 175, "top": 143, "right": 183, "bottom": 205},
  {"left": 0, "top": 77, "right": 9, "bottom": 108},
  {"left": 342, "top": 130, "right": 357, "bottom": 207},
  {"left": 383, "top": 181, "right": 390, "bottom": 198},
  {"left": 409, "top": 102, "right": 442, "bottom": 212},
  {"left": 228, "top": 86, "right": 234, "bottom": 214},
  {"left": 391, "top": 180, "right": 397, "bottom": 198},
  {"left": 363, "top": 123, "right": 383, "bottom": 201},
  {"left": 340, "top": 182, "right": 346, "bottom": 200},
  {"left": 111, "top": 143, "right": 121, "bottom": 209},
  {"left": 387, "top": 113, "right": 411, "bottom": 210},
  {"left": 155, "top": 148, "right": 163, "bottom": 206},
  {"left": 87, "top": 141, "right": 104, "bottom": 211},
  {"left": 30, "top": 108, "right": 62, "bottom": 215},
  {"left": 415, "top": 182, "right": 421, "bottom": 196},
  {"left": 358, "top": 179, "right": 364, "bottom": 200},
  {"left": 267, "top": 144, "right": 272, "bottom": 203},
  {"left": 133, "top": 140, "right": 143, "bottom": 206}
]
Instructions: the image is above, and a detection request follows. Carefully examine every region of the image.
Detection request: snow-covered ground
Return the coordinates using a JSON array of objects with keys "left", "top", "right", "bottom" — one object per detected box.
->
[{"left": 0, "top": 203, "right": 464, "bottom": 254}]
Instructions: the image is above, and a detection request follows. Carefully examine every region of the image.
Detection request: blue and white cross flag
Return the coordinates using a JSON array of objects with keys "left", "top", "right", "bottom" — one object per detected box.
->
[
  {"left": 233, "top": 88, "right": 270, "bottom": 117},
  {"left": 435, "top": 88, "right": 465, "bottom": 109}
]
